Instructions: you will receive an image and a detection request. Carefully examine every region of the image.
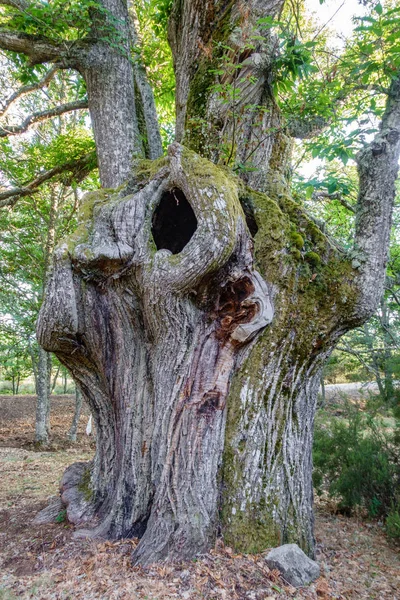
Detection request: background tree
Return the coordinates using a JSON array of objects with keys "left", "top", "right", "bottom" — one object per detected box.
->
[
  {"left": 0, "top": 60, "right": 96, "bottom": 441},
  {"left": 1, "top": 0, "right": 400, "bottom": 565}
]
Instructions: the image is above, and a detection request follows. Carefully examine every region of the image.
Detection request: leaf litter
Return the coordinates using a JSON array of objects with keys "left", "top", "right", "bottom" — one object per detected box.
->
[{"left": 0, "top": 396, "right": 398, "bottom": 599}]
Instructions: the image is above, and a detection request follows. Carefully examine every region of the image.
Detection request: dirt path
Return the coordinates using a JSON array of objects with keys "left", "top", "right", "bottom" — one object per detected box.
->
[
  {"left": 0, "top": 396, "right": 398, "bottom": 599},
  {"left": 324, "top": 382, "right": 379, "bottom": 401}
]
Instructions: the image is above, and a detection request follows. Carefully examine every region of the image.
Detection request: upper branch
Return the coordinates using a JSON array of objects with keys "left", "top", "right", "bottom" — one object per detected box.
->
[
  {"left": 313, "top": 190, "right": 356, "bottom": 214},
  {"left": 0, "top": 0, "right": 29, "bottom": 9},
  {"left": 0, "top": 98, "right": 88, "bottom": 137},
  {"left": 352, "top": 74, "right": 400, "bottom": 322},
  {"left": 0, "top": 64, "right": 58, "bottom": 118},
  {"left": 0, "top": 29, "right": 64, "bottom": 63},
  {"left": 0, "top": 29, "right": 88, "bottom": 67},
  {"left": 0, "top": 151, "right": 97, "bottom": 208},
  {"left": 287, "top": 115, "right": 328, "bottom": 139}
]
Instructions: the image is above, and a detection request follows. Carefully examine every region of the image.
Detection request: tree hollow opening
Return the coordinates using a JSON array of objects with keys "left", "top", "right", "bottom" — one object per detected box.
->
[{"left": 152, "top": 188, "right": 198, "bottom": 254}]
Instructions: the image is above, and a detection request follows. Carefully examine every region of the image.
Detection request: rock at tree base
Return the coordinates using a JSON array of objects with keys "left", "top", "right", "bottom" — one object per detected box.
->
[
  {"left": 265, "top": 543, "right": 320, "bottom": 587},
  {"left": 32, "top": 497, "right": 64, "bottom": 524}
]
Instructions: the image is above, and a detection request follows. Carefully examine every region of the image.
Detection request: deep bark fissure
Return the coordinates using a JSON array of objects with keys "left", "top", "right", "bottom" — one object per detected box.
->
[
  {"left": 38, "top": 145, "right": 276, "bottom": 562},
  {"left": 28, "top": 0, "right": 400, "bottom": 566}
]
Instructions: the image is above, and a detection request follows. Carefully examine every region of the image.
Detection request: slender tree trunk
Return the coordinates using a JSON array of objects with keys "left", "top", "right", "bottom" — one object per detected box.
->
[
  {"left": 27, "top": 338, "right": 38, "bottom": 392},
  {"left": 35, "top": 346, "right": 50, "bottom": 444},
  {"left": 51, "top": 365, "right": 60, "bottom": 394},
  {"left": 380, "top": 297, "right": 394, "bottom": 403},
  {"left": 128, "top": 11, "right": 163, "bottom": 161},
  {"left": 35, "top": 188, "right": 58, "bottom": 444},
  {"left": 363, "top": 323, "right": 386, "bottom": 399},
  {"left": 319, "top": 376, "right": 326, "bottom": 408},
  {"left": 68, "top": 387, "right": 83, "bottom": 442}
]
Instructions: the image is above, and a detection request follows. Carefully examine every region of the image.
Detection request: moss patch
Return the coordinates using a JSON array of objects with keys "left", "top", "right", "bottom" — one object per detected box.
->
[{"left": 78, "top": 466, "right": 93, "bottom": 502}]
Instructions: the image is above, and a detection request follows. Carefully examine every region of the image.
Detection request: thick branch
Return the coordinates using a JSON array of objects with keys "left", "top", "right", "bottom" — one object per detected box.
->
[
  {"left": 313, "top": 191, "right": 356, "bottom": 213},
  {"left": 0, "top": 98, "right": 88, "bottom": 137},
  {"left": 0, "top": 0, "right": 29, "bottom": 9},
  {"left": 128, "top": 8, "right": 163, "bottom": 159},
  {"left": 0, "top": 65, "right": 58, "bottom": 118},
  {"left": 353, "top": 74, "right": 400, "bottom": 322},
  {"left": 0, "top": 29, "right": 90, "bottom": 68},
  {"left": 0, "top": 151, "right": 96, "bottom": 207},
  {"left": 287, "top": 115, "right": 328, "bottom": 139},
  {"left": 0, "top": 29, "right": 65, "bottom": 63}
]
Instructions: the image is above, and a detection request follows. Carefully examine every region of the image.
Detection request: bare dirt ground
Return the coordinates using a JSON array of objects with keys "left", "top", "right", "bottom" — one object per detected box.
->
[
  {"left": 0, "top": 395, "right": 399, "bottom": 599},
  {"left": 324, "top": 383, "right": 379, "bottom": 402}
]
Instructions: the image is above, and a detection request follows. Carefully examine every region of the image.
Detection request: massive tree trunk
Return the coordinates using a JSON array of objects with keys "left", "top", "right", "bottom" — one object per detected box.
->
[
  {"left": 38, "top": 142, "right": 355, "bottom": 561},
  {"left": 34, "top": 0, "right": 400, "bottom": 566}
]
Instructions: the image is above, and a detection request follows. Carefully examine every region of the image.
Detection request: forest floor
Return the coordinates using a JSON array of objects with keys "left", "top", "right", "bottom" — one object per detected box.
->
[{"left": 0, "top": 395, "right": 399, "bottom": 600}]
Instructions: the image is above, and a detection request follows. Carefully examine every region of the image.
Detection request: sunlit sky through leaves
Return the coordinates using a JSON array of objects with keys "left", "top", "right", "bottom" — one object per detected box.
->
[{"left": 304, "top": 0, "right": 368, "bottom": 40}]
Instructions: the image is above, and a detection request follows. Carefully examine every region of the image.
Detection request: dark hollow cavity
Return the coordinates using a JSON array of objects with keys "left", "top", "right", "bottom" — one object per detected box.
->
[
  {"left": 151, "top": 188, "right": 198, "bottom": 254},
  {"left": 239, "top": 195, "right": 259, "bottom": 238}
]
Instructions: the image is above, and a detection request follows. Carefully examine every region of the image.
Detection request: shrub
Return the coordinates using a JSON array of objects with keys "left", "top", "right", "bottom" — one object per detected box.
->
[
  {"left": 313, "top": 402, "right": 400, "bottom": 526},
  {"left": 386, "top": 508, "right": 400, "bottom": 541}
]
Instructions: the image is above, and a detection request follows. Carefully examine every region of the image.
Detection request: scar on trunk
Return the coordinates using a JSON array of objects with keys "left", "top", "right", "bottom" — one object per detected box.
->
[
  {"left": 151, "top": 187, "right": 198, "bottom": 254},
  {"left": 214, "top": 277, "right": 257, "bottom": 341}
]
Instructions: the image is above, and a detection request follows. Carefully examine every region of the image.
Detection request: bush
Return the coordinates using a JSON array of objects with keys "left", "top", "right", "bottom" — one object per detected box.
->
[
  {"left": 386, "top": 508, "right": 400, "bottom": 540},
  {"left": 313, "top": 402, "right": 400, "bottom": 528}
]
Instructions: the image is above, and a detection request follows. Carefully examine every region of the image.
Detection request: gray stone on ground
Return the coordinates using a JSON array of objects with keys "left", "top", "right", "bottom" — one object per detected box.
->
[
  {"left": 265, "top": 543, "right": 320, "bottom": 587},
  {"left": 32, "top": 496, "right": 64, "bottom": 524}
]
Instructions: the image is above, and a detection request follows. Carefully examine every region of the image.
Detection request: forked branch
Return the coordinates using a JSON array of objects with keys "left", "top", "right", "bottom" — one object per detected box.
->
[
  {"left": 0, "top": 151, "right": 96, "bottom": 207},
  {"left": 0, "top": 98, "right": 88, "bottom": 137},
  {"left": 0, "top": 65, "right": 58, "bottom": 118}
]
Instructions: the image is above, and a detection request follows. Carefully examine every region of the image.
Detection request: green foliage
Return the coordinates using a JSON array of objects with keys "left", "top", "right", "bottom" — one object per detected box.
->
[
  {"left": 135, "top": 0, "right": 175, "bottom": 147},
  {"left": 313, "top": 402, "right": 400, "bottom": 528},
  {"left": 55, "top": 509, "right": 67, "bottom": 523},
  {"left": 287, "top": 2, "right": 400, "bottom": 211},
  {"left": 1, "top": 0, "right": 126, "bottom": 47},
  {"left": 385, "top": 507, "right": 400, "bottom": 540},
  {"left": 272, "top": 36, "right": 319, "bottom": 95}
]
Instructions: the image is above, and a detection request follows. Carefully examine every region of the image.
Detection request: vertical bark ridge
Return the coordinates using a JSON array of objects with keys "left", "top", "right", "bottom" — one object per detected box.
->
[
  {"left": 352, "top": 75, "right": 400, "bottom": 323},
  {"left": 169, "top": 0, "right": 286, "bottom": 192},
  {"left": 79, "top": 0, "right": 144, "bottom": 187},
  {"left": 37, "top": 145, "right": 274, "bottom": 561}
]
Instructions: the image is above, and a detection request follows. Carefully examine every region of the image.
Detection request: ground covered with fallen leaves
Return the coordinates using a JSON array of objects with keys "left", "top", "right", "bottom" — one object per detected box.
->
[{"left": 0, "top": 395, "right": 398, "bottom": 599}]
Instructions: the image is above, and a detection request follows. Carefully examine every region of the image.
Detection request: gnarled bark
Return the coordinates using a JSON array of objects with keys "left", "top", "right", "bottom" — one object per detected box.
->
[
  {"left": 38, "top": 144, "right": 276, "bottom": 561},
  {"left": 31, "top": 0, "right": 400, "bottom": 567},
  {"left": 38, "top": 142, "right": 359, "bottom": 561}
]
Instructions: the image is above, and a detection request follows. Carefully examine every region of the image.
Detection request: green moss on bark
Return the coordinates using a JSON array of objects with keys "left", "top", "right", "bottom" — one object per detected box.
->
[{"left": 221, "top": 178, "right": 359, "bottom": 555}]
